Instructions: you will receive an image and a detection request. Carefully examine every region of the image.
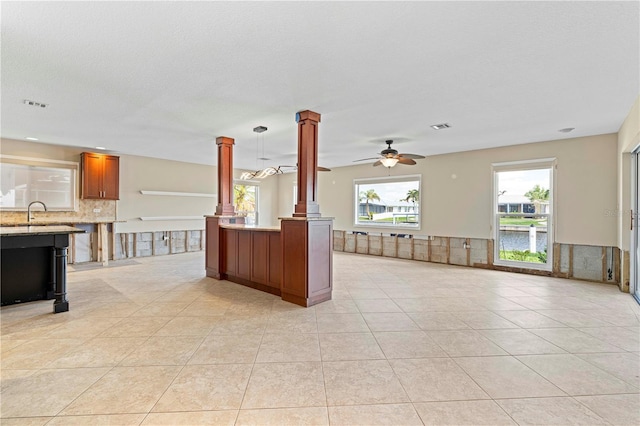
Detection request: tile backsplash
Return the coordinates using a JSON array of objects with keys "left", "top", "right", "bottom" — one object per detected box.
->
[{"left": 0, "top": 199, "right": 117, "bottom": 224}]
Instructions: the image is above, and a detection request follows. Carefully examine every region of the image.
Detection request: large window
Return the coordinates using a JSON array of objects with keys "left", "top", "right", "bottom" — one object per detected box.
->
[
  {"left": 234, "top": 183, "right": 258, "bottom": 225},
  {"left": 493, "top": 159, "right": 554, "bottom": 270},
  {"left": 0, "top": 155, "right": 78, "bottom": 211},
  {"left": 354, "top": 175, "right": 421, "bottom": 229}
]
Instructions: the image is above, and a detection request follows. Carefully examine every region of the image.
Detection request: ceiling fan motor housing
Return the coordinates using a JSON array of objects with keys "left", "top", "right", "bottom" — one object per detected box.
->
[{"left": 381, "top": 140, "right": 398, "bottom": 157}]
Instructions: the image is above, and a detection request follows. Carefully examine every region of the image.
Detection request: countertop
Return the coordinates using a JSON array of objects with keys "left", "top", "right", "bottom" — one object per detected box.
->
[
  {"left": 0, "top": 220, "right": 122, "bottom": 226},
  {"left": 0, "top": 225, "right": 86, "bottom": 237},
  {"left": 219, "top": 224, "right": 281, "bottom": 232}
]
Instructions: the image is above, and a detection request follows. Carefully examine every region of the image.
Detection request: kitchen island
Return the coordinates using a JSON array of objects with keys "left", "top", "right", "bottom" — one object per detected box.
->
[{"left": 0, "top": 225, "right": 84, "bottom": 313}]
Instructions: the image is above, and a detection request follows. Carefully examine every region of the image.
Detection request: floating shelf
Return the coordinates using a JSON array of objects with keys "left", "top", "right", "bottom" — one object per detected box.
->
[
  {"left": 139, "top": 216, "right": 204, "bottom": 221},
  {"left": 139, "top": 190, "right": 216, "bottom": 198}
]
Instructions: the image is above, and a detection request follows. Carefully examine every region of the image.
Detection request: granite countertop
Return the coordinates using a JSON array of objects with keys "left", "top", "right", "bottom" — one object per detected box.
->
[
  {"left": 0, "top": 225, "right": 86, "bottom": 236},
  {"left": 1, "top": 220, "right": 122, "bottom": 226},
  {"left": 219, "top": 224, "right": 281, "bottom": 232}
]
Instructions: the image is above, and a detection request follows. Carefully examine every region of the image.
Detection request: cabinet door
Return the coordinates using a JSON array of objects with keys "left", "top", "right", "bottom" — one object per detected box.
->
[
  {"left": 81, "top": 153, "right": 103, "bottom": 199},
  {"left": 102, "top": 155, "right": 120, "bottom": 200}
]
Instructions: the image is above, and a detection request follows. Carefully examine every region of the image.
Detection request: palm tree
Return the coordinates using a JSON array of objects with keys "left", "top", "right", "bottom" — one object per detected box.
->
[
  {"left": 234, "top": 184, "right": 255, "bottom": 215},
  {"left": 401, "top": 189, "right": 420, "bottom": 213},
  {"left": 359, "top": 189, "right": 380, "bottom": 220},
  {"left": 524, "top": 185, "right": 549, "bottom": 202},
  {"left": 524, "top": 184, "right": 549, "bottom": 215}
]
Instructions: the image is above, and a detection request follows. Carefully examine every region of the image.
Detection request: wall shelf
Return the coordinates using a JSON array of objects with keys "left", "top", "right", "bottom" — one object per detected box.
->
[
  {"left": 139, "top": 190, "right": 216, "bottom": 198},
  {"left": 139, "top": 216, "right": 204, "bottom": 221}
]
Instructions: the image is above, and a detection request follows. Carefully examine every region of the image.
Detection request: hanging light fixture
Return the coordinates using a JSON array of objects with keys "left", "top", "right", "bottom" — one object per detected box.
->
[{"left": 240, "top": 126, "right": 272, "bottom": 180}]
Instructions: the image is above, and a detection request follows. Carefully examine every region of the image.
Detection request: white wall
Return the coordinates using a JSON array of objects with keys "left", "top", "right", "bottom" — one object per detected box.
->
[{"left": 279, "top": 133, "right": 619, "bottom": 247}]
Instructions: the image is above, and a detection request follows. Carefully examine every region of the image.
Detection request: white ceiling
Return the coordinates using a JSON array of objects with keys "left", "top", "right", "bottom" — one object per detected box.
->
[{"left": 1, "top": 1, "right": 638, "bottom": 170}]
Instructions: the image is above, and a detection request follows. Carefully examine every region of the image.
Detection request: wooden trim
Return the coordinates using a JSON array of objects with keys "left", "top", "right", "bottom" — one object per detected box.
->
[
  {"left": 446, "top": 237, "right": 451, "bottom": 264},
  {"left": 602, "top": 247, "right": 607, "bottom": 282},
  {"left": 552, "top": 243, "right": 561, "bottom": 275},
  {"left": 568, "top": 244, "right": 574, "bottom": 278}
]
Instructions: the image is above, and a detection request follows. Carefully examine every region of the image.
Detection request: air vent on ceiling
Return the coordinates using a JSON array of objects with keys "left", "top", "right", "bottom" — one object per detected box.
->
[
  {"left": 24, "top": 99, "right": 48, "bottom": 108},
  {"left": 431, "top": 123, "right": 451, "bottom": 130},
  {"left": 558, "top": 127, "right": 575, "bottom": 133}
]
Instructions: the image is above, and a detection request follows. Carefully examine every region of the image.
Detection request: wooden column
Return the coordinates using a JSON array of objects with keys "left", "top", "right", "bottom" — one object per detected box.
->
[
  {"left": 215, "top": 136, "right": 236, "bottom": 216},
  {"left": 281, "top": 109, "right": 333, "bottom": 307},
  {"left": 294, "top": 110, "right": 321, "bottom": 217}
]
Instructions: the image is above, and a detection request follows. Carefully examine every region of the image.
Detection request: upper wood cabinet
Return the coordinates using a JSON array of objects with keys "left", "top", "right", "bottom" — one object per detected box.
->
[{"left": 81, "top": 152, "right": 119, "bottom": 200}]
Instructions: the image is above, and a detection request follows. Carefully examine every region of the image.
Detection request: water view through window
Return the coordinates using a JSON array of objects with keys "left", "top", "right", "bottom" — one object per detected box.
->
[
  {"left": 354, "top": 176, "right": 421, "bottom": 228},
  {"left": 495, "top": 165, "right": 552, "bottom": 269}
]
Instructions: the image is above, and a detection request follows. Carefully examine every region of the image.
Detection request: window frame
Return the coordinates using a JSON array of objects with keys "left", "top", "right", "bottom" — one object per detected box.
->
[
  {"left": 0, "top": 155, "right": 79, "bottom": 211},
  {"left": 492, "top": 158, "right": 556, "bottom": 271},
  {"left": 233, "top": 180, "right": 260, "bottom": 226},
  {"left": 353, "top": 174, "right": 422, "bottom": 231}
]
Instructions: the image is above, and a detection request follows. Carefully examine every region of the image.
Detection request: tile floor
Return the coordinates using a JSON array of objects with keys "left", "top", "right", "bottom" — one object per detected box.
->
[{"left": 1, "top": 251, "right": 639, "bottom": 425}]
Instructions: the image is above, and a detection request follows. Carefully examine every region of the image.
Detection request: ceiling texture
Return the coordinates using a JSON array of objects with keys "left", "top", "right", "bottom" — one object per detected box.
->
[{"left": 1, "top": 1, "right": 638, "bottom": 170}]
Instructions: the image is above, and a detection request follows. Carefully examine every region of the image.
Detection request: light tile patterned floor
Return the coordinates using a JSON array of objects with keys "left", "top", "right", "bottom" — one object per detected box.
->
[{"left": 1, "top": 251, "right": 639, "bottom": 425}]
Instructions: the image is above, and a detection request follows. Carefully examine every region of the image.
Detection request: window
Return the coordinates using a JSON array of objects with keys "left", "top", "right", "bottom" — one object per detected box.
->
[
  {"left": 354, "top": 175, "right": 421, "bottom": 229},
  {"left": 0, "top": 155, "right": 78, "bottom": 211},
  {"left": 493, "top": 159, "right": 554, "bottom": 270},
  {"left": 234, "top": 183, "right": 258, "bottom": 225}
]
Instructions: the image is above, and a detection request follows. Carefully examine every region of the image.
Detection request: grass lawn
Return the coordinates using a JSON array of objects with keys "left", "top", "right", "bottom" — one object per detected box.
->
[
  {"left": 499, "top": 250, "right": 545, "bottom": 263},
  {"left": 358, "top": 216, "right": 418, "bottom": 224},
  {"left": 499, "top": 217, "right": 546, "bottom": 226}
]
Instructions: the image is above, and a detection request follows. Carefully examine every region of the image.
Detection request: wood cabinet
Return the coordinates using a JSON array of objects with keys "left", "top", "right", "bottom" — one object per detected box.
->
[
  {"left": 220, "top": 227, "right": 282, "bottom": 294},
  {"left": 81, "top": 152, "right": 119, "bottom": 200}
]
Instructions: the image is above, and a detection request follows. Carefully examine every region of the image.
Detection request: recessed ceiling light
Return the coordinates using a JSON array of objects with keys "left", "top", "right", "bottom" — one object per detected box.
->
[
  {"left": 253, "top": 126, "right": 268, "bottom": 133},
  {"left": 558, "top": 127, "right": 575, "bottom": 133},
  {"left": 431, "top": 123, "right": 451, "bottom": 130},
  {"left": 25, "top": 137, "right": 39, "bottom": 141},
  {"left": 95, "top": 146, "right": 107, "bottom": 150},
  {"left": 257, "top": 157, "right": 271, "bottom": 161}
]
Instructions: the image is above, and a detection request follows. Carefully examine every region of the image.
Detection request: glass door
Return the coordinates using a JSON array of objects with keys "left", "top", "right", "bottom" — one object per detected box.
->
[
  {"left": 494, "top": 162, "right": 554, "bottom": 271},
  {"left": 632, "top": 151, "right": 640, "bottom": 302}
]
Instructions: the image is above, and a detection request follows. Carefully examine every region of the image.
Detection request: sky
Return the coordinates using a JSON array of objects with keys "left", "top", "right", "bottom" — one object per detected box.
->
[
  {"left": 357, "top": 181, "right": 419, "bottom": 206},
  {"left": 497, "top": 169, "right": 551, "bottom": 203}
]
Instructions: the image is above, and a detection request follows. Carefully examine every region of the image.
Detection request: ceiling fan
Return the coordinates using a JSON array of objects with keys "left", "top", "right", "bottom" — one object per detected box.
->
[{"left": 354, "top": 140, "right": 425, "bottom": 168}]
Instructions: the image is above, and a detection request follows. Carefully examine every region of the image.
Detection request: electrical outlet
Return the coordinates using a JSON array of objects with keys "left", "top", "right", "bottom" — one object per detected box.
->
[{"left": 93, "top": 208, "right": 101, "bottom": 213}]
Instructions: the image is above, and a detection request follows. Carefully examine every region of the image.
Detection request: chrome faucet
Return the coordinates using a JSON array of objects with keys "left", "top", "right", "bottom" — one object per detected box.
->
[{"left": 27, "top": 201, "right": 47, "bottom": 223}]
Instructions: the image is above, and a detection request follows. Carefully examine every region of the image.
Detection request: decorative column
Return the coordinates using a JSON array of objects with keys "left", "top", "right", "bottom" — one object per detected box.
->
[
  {"left": 206, "top": 136, "right": 244, "bottom": 280},
  {"left": 294, "top": 110, "right": 321, "bottom": 217},
  {"left": 281, "top": 110, "right": 333, "bottom": 307},
  {"left": 215, "top": 136, "right": 236, "bottom": 216}
]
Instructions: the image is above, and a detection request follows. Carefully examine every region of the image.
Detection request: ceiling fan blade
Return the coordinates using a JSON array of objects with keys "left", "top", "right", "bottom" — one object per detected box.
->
[
  {"left": 397, "top": 157, "right": 417, "bottom": 165},
  {"left": 353, "top": 157, "right": 382, "bottom": 162},
  {"left": 373, "top": 160, "right": 383, "bottom": 167},
  {"left": 317, "top": 166, "right": 332, "bottom": 172},
  {"left": 398, "top": 153, "right": 425, "bottom": 159}
]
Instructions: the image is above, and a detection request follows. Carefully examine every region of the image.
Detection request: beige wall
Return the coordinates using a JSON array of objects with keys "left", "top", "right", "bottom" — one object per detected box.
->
[
  {"left": 116, "top": 154, "right": 217, "bottom": 233},
  {"left": 0, "top": 138, "right": 117, "bottom": 224},
  {"left": 0, "top": 139, "right": 280, "bottom": 232},
  {"left": 279, "top": 134, "right": 619, "bottom": 247},
  {"left": 617, "top": 95, "right": 640, "bottom": 250}
]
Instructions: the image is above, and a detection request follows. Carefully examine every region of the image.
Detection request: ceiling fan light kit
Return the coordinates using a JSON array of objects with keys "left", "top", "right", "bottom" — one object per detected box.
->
[{"left": 380, "top": 157, "right": 399, "bottom": 168}]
